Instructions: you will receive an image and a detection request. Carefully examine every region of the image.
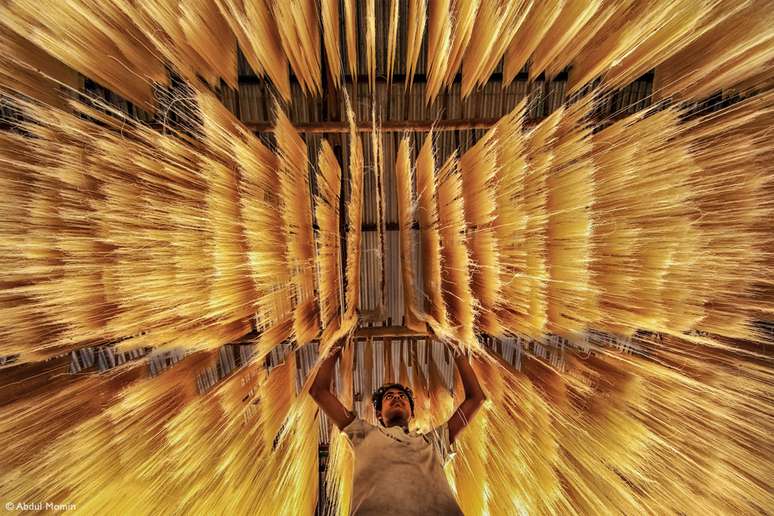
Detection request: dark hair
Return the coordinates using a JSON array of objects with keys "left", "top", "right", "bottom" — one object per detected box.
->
[{"left": 372, "top": 383, "right": 415, "bottom": 417}]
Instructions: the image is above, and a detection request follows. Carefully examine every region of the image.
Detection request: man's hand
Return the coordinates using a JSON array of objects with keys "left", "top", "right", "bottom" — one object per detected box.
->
[{"left": 309, "top": 329, "right": 357, "bottom": 431}]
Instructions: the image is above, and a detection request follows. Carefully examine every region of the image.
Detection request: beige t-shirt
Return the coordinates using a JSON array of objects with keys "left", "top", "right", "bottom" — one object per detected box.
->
[{"left": 342, "top": 417, "right": 464, "bottom": 516}]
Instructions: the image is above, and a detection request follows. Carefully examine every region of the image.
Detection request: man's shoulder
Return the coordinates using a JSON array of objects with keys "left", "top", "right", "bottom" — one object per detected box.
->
[
  {"left": 342, "top": 416, "right": 377, "bottom": 443},
  {"left": 343, "top": 416, "right": 376, "bottom": 430}
]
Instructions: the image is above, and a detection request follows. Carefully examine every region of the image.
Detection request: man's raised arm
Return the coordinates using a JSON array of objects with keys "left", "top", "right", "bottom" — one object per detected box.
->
[
  {"left": 447, "top": 350, "right": 487, "bottom": 444},
  {"left": 309, "top": 338, "right": 356, "bottom": 431}
]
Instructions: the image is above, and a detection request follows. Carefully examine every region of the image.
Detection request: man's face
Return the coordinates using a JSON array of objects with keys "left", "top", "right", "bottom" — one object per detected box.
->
[{"left": 379, "top": 388, "right": 410, "bottom": 424}]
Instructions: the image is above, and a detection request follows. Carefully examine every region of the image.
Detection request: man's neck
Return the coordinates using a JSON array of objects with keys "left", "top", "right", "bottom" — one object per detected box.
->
[{"left": 385, "top": 420, "right": 409, "bottom": 433}]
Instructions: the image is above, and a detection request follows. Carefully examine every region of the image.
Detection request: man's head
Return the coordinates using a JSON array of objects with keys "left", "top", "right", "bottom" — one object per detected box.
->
[{"left": 372, "top": 383, "right": 415, "bottom": 427}]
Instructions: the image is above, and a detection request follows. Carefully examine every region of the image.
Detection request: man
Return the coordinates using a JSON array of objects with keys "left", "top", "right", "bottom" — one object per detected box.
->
[{"left": 309, "top": 337, "right": 486, "bottom": 515}]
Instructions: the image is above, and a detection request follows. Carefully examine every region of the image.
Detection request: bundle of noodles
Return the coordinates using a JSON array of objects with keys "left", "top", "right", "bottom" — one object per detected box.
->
[
  {"left": 0, "top": 101, "right": 121, "bottom": 359},
  {"left": 730, "top": 61, "right": 774, "bottom": 97},
  {"left": 595, "top": 0, "right": 717, "bottom": 93},
  {"left": 745, "top": 100, "right": 774, "bottom": 315},
  {"left": 343, "top": 0, "right": 358, "bottom": 83},
  {"left": 320, "top": 0, "right": 342, "bottom": 88},
  {"left": 459, "top": 128, "right": 501, "bottom": 336},
  {"left": 0, "top": 0, "right": 164, "bottom": 109},
  {"left": 71, "top": 98, "right": 257, "bottom": 353},
  {"left": 212, "top": 362, "right": 270, "bottom": 512},
  {"left": 344, "top": 98, "right": 364, "bottom": 318},
  {"left": 274, "top": 103, "right": 320, "bottom": 344},
  {"left": 436, "top": 154, "right": 476, "bottom": 349},
  {"left": 177, "top": 0, "right": 238, "bottom": 87},
  {"left": 0, "top": 407, "right": 116, "bottom": 510},
  {"left": 528, "top": 0, "right": 604, "bottom": 81},
  {"left": 395, "top": 136, "right": 426, "bottom": 331},
  {"left": 549, "top": 353, "right": 650, "bottom": 514},
  {"left": 681, "top": 93, "right": 774, "bottom": 339},
  {"left": 365, "top": 106, "right": 387, "bottom": 320},
  {"left": 566, "top": 1, "right": 743, "bottom": 95},
  {"left": 263, "top": 394, "right": 320, "bottom": 515},
  {"left": 232, "top": 122, "right": 294, "bottom": 328},
  {"left": 48, "top": 96, "right": 258, "bottom": 355},
  {"left": 254, "top": 316, "right": 294, "bottom": 362},
  {"left": 545, "top": 99, "right": 598, "bottom": 339},
  {"left": 510, "top": 354, "right": 567, "bottom": 513},
  {"left": 0, "top": 129, "right": 60, "bottom": 362},
  {"left": 12, "top": 108, "right": 110, "bottom": 351},
  {"left": 101, "top": 154, "right": 203, "bottom": 347},
  {"left": 520, "top": 109, "right": 563, "bottom": 338},
  {"left": 589, "top": 112, "right": 648, "bottom": 335},
  {"left": 0, "top": 27, "right": 79, "bottom": 108},
  {"left": 625, "top": 109, "right": 704, "bottom": 335},
  {"left": 202, "top": 154, "right": 256, "bottom": 322},
  {"left": 216, "top": 0, "right": 291, "bottom": 100},
  {"left": 589, "top": 109, "right": 697, "bottom": 335},
  {"left": 357, "top": 336, "right": 376, "bottom": 422},
  {"left": 382, "top": 337, "right": 396, "bottom": 384},
  {"left": 0, "top": 357, "right": 143, "bottom": 476},
  {"left": 427, "top": 340, "right": 456, "bottom": 429},
  {"left": 253, "top": 341, "right": 329, "bottom": 514},
  {"left": 120, "top": 0, "right": 237, "bottom": 89},
  {"left": 398, "top": 343, "right": 422, "bottom": 421},
  {"left": 577, "top": 353, "right": 651, "bottom": 492},
  {"left": 405, "top": 0, "right": 427, "bottom": 89},
  {"left": 386, "top": 0, "right": 400, "bottom": 85},
  {"left": 446, "top": 353, "right": 489, "bottom": 515},
  {"left": 442, "top": 0, "right": 480, "bottom": 88},
  {"left": 106, "top": 137, "right": 202, "bottom": 341},
  {"left": 114, "top": 320, "right": 254, "bottom": 357},
  {"left": 366, "top": 0, "right": 376, "bottom": 95},
  {"left": 260, "top": 347, "right": 297, "bottom": 448},
  {"left": 177, "top": 371, "right": 271, "bottom": 514},
  {"left": 658, "top": 193, "right": 706, "bottom": 335},
  {"left": 610, "top": 335, "right": 774, "bottom": 513},
  {"left": 197, "top": 93, "right": 260, "bottom": 322},
  {"left": 471, "top": 352, "right": 562, "bottom": 514},
  {"left": 316, "top": 140, "right": 343, "bottom": 339},
  {"left": 462, "top": 0, "right": 532, "bottom": 97},
  {"left": 76, "top": 350, "right": 218, "bottom": 511},
  {"left": 415, "top": 132, "right": 449, "bottom": 332},
  {"left": 560, "top": 1, "right": 647, "bottom": 94},
  {"left": 4, "top": 94, "right": 255, "bottom": 356},
  {"left": 502, "top": 0, "right": 563, "bottom": 87},
  {"left": 161, "top": 388, "right": 232, "bottom": 511},
  {"left": 425, "top": 0, "right": 452, "bottom": 103},
  {"left": 406, "top": 340, "right": 433, "bottom": 430},
  {"left": 490, "top": 100, "right": 531, "bottom": 336},
  {"left": 272, "top": 0, "right": 321, "bottom": 96},
  {"left": 538, "top": 0, "right": 624, "bottom": 80},
  {"left": 326, "top": 334, "right": 355, "bottom": 516},
  {"left": 0, "top": 344, "right": 290, "bottom": 513}
]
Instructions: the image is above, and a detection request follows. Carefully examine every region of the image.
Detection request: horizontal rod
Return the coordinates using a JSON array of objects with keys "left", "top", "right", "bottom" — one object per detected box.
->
[
  {"left": 246, "top": 118, "right": 505, "bottom": 134},
  {"left": 355, "top": 325, "right": 428, "bottom": 339},
  {"left": 238, "top": 70, "right": 571, "bottom": 86}
]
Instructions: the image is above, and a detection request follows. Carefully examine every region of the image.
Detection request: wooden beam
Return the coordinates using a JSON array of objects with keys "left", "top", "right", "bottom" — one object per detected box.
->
[
  {"left": 354, "top": 325, "right": 428, "bottom": 339},
  {"left": 309, "top": 325, "right": 428, "bottom": 344},
  {"left": 245, "top": 118, "right": 504, "bottom": 134},
  {"left": 313, "top": 326, "right": 431, "bottom": 341}
]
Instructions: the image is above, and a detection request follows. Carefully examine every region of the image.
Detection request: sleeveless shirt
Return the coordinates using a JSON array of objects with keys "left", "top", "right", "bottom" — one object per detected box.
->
[{"left": 342, "top": 417, "right": 464, "bottom": 515}]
